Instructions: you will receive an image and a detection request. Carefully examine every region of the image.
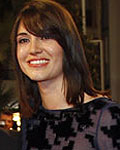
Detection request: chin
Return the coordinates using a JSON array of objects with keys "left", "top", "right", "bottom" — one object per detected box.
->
[{"left": 28, "top": 76, "right": 44, "bottom": 82}]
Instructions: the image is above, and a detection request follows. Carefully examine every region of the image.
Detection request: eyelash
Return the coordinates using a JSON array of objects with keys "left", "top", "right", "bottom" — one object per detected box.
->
[
  {"left": 17, "top": 38, "right": 29, "bottom": 44},
  {"left": 40, "top": 34, "right": 52, "bottom": 40}
]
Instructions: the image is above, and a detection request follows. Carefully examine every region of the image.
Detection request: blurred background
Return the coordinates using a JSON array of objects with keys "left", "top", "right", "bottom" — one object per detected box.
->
[{"left": 0, "top": 0, "right": 120, "bottom": 131}]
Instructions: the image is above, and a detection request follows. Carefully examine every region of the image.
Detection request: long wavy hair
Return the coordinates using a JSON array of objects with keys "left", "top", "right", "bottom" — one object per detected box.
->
[{"left": 11, "top": 0, "right": 107, "bottom": 117}]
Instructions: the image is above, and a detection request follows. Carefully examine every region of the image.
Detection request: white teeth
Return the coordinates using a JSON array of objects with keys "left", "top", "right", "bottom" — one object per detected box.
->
[{"left": 29, "top": 60, "right": 48, "bottom": 64}]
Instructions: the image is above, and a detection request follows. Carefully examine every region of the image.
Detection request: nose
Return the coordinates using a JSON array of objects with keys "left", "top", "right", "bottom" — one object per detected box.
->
[{"left": 29, "top": 38, "right": 43, "bottom": 55}]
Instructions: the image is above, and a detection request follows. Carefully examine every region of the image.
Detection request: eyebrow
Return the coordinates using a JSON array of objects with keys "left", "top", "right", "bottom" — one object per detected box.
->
[{"left": 17, "top": 32, "right": 28, "bottom": 37}]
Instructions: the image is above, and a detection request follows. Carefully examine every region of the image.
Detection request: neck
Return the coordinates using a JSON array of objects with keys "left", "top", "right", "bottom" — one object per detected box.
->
[{"left": 37, "top": 76, "right": 73, "bottom": 110}]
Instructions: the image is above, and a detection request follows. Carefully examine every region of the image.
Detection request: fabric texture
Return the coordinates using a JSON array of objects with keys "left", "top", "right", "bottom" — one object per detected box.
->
[{"left": 22, "top": 97, "right": 120, "bottom": 150}]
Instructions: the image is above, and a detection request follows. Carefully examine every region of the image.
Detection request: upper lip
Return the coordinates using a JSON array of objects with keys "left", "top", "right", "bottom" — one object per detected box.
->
[{"left": 27, "top": 58, "right": 50, "bottom": 63}]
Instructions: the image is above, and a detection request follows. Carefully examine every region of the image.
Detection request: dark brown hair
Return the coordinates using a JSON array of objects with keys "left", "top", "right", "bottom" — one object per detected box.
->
[{"left": 11, "top": 0, "right": 107, "bottom": 117}]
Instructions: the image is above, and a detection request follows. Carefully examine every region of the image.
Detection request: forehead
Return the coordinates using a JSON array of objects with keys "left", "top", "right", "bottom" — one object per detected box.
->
[{"left": 17, "top": 21, "right": 27, "bottom": 33}]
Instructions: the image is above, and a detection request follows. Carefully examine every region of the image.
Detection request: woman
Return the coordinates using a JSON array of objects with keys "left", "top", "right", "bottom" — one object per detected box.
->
[{"left": 11, "top": 0, "right": 120, "bottom": 149}]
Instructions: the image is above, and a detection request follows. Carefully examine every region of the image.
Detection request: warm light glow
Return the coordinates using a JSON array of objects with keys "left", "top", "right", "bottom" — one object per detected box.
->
[
  {"left": 17, "top": 120, "right": 21, "bottom": 126},
  {"left": 13, "top": 112, "right": 20, "bottom": 122},
  {"left": 17, "top": 127, "right": 21, "bottom": 132},
  {"left": 13, "top": 112, "right": 21, "bottom": 132}
]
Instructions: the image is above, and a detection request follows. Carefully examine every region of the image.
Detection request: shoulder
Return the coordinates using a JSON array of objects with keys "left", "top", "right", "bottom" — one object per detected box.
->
[
  {"left": 95, "top": 98, "right": 120, "bottom": 149},
  {"left": 95, "top": 97, "right": 120, "bottom": 128},
  {"left": 86, "top": 97, "right": 120, "bottom": 117}
]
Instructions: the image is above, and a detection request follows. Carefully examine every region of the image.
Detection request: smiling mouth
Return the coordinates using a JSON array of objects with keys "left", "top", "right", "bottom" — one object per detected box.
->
[
  {"left": 27, "top": 59, "right": 49, "bottom": 67},
  {"left": 29, "top": 59, "right": 49, "bottom": 65}
]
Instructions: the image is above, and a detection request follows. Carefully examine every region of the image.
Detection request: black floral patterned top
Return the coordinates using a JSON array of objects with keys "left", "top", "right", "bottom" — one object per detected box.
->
[{"left": 22, "top": 97, "right": 120, "bottom": 150}]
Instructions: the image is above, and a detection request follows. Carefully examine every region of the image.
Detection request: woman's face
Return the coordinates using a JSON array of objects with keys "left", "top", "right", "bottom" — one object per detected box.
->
[{"left": 16, "top": 22, "right": 64, "bottom": 83}]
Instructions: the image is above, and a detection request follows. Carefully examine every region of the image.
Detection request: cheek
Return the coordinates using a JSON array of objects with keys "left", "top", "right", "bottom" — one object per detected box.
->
[
  {"left": 51, "top": 43, "right": 63, "bottom": 59},
  {"left": 56, "top": 48, "right": 63, "bottom": 63},
  {"left": 16, "top": 49, "right": 20, "bottom": 62},
  {"left": 16, "top": 48, "right": 27, "bottom": 73},
  {"left": 16, "top": 49, "right": 22, "bottom": 67},
  {"left": 17, "top": 47, "right": 26, "bottom": 63},
  {"left": 54, "top": 49, "right": 63, "bottom": 71},
  {"left": 57, "top": 52, "right": 63, "bottom": 64}
]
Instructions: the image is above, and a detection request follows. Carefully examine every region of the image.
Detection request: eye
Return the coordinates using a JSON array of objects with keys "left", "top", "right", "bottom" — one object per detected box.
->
[
  {"left": 17, "top": 38, "right": 30, "bottom": 44},
  {"left": 40, "top": 34, "right": 51, "bottom": 40},
  {"left": 42, "top": 37, "right": 47, "bottom": 40}
]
